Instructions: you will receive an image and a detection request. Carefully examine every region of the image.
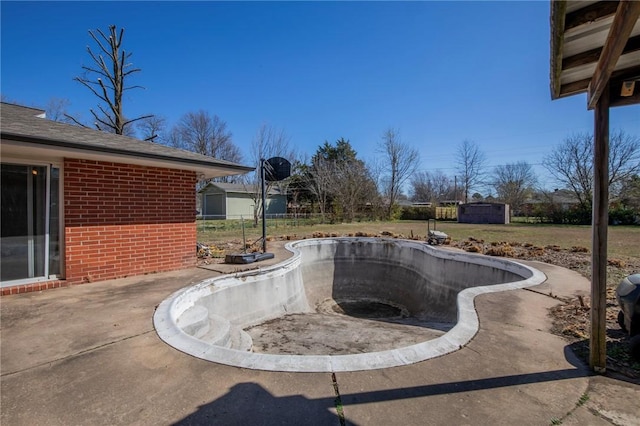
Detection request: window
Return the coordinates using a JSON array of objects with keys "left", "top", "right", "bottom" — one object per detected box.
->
[{"left": 1, "top": 163, "right": 61, "bottom": 285}]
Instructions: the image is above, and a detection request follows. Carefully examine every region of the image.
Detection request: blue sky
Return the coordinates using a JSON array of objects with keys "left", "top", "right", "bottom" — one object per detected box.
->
[{"left": 2, "top": 1, "right": 638, "bottom": 191}]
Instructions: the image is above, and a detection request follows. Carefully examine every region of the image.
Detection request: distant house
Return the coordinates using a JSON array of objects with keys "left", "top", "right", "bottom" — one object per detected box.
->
[
  {"left": 198, "top": 182, "right": 287, "bottom": 220},
  {"left": 0, "top": 103, "right": 253, "bottom": 295},
  {"left": 521, "top": 189, "right": 581, "bottom": 216},
  {"left": 458, "top": 202, "right": 510, "bottom": 224},
  {"left": 544, "top": 189, "right": 581, "bottom": 210}
]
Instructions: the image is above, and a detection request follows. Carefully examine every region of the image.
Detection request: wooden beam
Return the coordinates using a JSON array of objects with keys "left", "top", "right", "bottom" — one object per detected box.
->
[
  {"left": 550, "top": 0, "right": 568, "bottom": 99},
  {"left": 559, "top": 65, "right": 640, "bottom": 97},
  {"left": 587, "top": 1, "right": 640, "bottom": 109},
  {"left": 560, "top": 77, "right": 592, "bottom": 97},
  {"left": 565, "top": 1, "right": 619, "bottom": 31},
  {"left": 610, "top": 77, "right": 640, "bottom": 107},
  {"left": 590, "top": 82, "right": 609, "bottom": 374},
  {"left": 610, "top": 92, "right": 640, "bottom": 107},
  {"left": 562, "top": 34, "right": 640, "bottom": 70}
]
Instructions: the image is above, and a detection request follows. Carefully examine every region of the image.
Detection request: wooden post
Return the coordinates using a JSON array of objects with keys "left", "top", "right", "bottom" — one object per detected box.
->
[{"left": 590, "top": 82, "right": 609, "bottom": 373}]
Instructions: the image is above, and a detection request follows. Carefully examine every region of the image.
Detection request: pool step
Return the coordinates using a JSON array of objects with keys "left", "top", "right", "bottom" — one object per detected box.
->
[
  {"left": 199, "top": 314, "right": 232, "bottom": 347},
  {"left": 177, "top": 305, "right": 210, "bottom": 338},
  {"left": 229, "top": 328, "right": 253, "bottom": 352},
  {"left": 196, "top": 314, "right": 253, "bottom": 351}
]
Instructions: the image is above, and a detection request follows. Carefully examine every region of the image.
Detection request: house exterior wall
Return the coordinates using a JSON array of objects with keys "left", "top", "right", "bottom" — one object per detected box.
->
[
  {"left": 198, "top": 184, "right": 287, "bottom": 220},
  {"left": 63, "top": 159, "right": 197, "bottom": 284},
  {"left": 203, "top": 193, "right": 226, "bottom": 219},
  {"left": 226, "top": 193, "right": 255, "bottom": 219},
  {"left": 2, "top": 159, "right": 198, "bottom": 295},
  {"left": 265, "top": 195, "right": 287, "bottom": 216}
]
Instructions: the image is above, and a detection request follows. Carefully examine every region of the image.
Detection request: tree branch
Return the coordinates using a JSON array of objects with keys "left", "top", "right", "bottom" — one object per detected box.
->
[{"left": 63, "top": 114, "right": 90, "bottom": 128}]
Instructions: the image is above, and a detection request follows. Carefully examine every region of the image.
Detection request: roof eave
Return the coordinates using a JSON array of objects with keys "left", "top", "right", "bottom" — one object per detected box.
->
[
  {"left": 1, "top": 131, "right": 255, "bottom": 178},
  {"left": 550, "top": 0, "right": 568, "bottom": 100}
]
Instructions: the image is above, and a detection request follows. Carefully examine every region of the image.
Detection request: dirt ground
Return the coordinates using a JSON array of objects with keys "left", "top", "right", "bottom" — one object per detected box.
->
[
  {"left": 197, "top": 232, "right": 640, "bottom": 381},
  {"left": 447, "top": 237, "right": 640, "bottom": 381}
]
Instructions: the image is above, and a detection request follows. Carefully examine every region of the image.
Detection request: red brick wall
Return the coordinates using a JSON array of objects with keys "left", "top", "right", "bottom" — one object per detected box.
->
[{"left": 63, "top": 159, "right": 197, "bottom": 284}]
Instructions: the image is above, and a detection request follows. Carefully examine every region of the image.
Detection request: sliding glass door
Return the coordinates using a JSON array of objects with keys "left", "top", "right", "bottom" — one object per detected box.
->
[{"left": 1, "top": 163, "right": 60, "bottom": 284}]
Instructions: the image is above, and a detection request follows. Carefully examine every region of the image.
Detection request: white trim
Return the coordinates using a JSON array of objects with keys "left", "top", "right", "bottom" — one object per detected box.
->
[{"left": 1, "top": 139, "right": 249, "bottom": 180}]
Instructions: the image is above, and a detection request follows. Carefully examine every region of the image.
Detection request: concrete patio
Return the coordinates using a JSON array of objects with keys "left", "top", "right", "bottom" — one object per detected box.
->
[{"left": 1, "top": 242, "right": 639, "bottom": 425}]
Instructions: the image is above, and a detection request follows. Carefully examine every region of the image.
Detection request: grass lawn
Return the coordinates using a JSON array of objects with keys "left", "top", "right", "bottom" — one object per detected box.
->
[
  {"left": 197, "top": 219, "right": 640, "bottom": 376},
  {"left": 197, "top": 219, "right": 639, "bottom": 261}
]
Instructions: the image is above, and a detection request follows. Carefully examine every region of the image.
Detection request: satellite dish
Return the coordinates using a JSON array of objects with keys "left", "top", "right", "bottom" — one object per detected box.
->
[{"left": 265, "top": 157, "right": 291, "bottom": 182}]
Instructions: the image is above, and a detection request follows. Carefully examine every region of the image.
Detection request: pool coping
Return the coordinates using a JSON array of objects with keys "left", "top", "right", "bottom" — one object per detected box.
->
[{"left": 153, "top": 238, "right": 547, "bottom": 372}]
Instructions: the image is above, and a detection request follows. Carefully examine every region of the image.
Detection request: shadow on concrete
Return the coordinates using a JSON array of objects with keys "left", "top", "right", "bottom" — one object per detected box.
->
[
  {"left": 173, "top": 382, "right": 351, "bottom": 426},
  {"left": 565, "top": 337, "right": 640, "bottom": 385},
  {"left": 339, "top": 368, "right": 588, "bottom": 408},
  {"left": 174, "top": 351, "right": 589, "bottom": 425}
]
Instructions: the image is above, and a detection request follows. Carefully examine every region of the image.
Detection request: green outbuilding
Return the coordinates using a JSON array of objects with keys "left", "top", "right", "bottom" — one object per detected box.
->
[{"left": 198, "top": 182, "right": 287, "bottom": 220}]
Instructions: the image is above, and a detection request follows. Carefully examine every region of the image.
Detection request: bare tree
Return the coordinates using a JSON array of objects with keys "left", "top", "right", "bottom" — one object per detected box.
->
[
  {"left": 455, "top": 140, "right": 486, "bottom": 203},
  {"left": 543, "top": 133, "right": 592, "bottom": 209},
  {"left": 70, "top": 25, "right": 150, "bottom": 134},
  {"left": 410, "top": 170, "right": 454, "bottom": 202},
  {"left": 167, "top": 126, "right": 182, "bottom": 149},
  {"left": 543, "top": 131, "right": 640, "bottom": 209},
  {"left": 250, "top": 123, "right": 296, "bottom": 164},
  {"left": 304, "top": 159, "right": 333, "bottom": 222},
  {"left": 309, "top": 138, "right": 357, "bottom": 221},
  {"left": 378, "top": 128, "right": 420, "bottom": 219},
  {"left": 172, "top": 110, "right": 241, "bottom": 162},
  {"left": 306, "top": 139, "right": 378, "bottom": 222},
  {"left": 171, "top": 110, "right": 243, "bottom": 188},
  {"left": 608, "top": 130, "right": 640, "bottom": 198},
  {"left": 325, "top": 159, "right": 378, "bottom": 223},
  {"left": 45, "top": 98, "right": 73, "bottom": 123},
  {"left": 137, "top": 115, "right": 167, "bottom": 143},
  {"left": 245, "top": 123, "right": 295, "bottom": 225},
  {"left": 491, "top": 162, "right": 537, "bottom": 217}
]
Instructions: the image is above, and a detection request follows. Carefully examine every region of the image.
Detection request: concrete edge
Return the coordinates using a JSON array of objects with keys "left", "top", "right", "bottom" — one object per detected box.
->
[{"left": 153, "top": 238, "right": 547, "bottom": 373}]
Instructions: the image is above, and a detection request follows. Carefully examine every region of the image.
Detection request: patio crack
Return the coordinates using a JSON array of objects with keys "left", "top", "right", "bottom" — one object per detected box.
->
[
  {"left": 331, "top": 372, "right": 347, "bottom": 426},
  {"left": 0, "top": 329, "right": 155, "bottom": 377}
]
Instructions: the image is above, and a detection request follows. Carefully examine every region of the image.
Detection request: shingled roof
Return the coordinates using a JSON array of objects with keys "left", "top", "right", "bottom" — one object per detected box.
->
[{"left": 0, "top": 103, "right": 254, "bottom": 178}]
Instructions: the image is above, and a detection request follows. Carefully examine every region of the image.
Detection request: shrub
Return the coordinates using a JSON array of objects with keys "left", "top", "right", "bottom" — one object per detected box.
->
[
  {"left": 399, "top": 206, "right": 435, "bottom": 220},
  {"left": 609, "top": 206, "right": 638, "bottom": 225}
]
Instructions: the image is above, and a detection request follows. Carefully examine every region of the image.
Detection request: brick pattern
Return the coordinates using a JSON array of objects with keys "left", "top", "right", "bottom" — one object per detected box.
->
[
  {"left": 64, "top": 159, "right": 196, "bottom": 226},
  {"left": 2, "top": 159, "right": 197, "bottom": 295},
  {"left": 63, "top": 159, "right": 197, "bottom": 284},
  {"left": 1, "top": 280, "right": 67, "bottom": 296}
]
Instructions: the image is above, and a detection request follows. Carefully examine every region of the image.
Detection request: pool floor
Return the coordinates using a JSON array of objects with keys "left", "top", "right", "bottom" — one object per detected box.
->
[{"left": 245, "top": 305, "right": 451, "bottom": 355}]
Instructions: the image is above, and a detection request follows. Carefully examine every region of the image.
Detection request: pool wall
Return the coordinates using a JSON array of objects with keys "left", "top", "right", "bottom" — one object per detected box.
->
[
  {"left": 154, "top": 238, "right": 546, "bottom": 372},
  {"left": 300, "top": 239, "right": 525, "bottom": 322}
]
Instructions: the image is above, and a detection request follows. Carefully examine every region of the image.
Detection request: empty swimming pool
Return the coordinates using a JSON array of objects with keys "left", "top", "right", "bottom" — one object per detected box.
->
[{"left": 153, "top": 238, "right": 545, "bottom": 372}]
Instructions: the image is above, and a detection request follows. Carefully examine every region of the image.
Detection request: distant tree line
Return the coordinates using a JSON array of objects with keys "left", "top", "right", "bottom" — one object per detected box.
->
[{"left": 17, "top": 24, "right": 640, "bottom": 225}]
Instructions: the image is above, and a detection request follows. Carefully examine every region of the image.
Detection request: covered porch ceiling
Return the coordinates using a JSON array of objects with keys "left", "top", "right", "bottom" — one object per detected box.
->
[
  {"left": 549, "top": 0, "right": 639, "bottom": 373},
  {"left": 550, "top": 0, "right": 640, "bottom": 109}
]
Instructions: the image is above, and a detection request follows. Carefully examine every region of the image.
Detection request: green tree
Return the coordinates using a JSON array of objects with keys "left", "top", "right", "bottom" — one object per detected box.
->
[
  {"left": 312, "top": 137, "right": 358, "bottom": 164},
  {"left": 307, "top": 139, "right": 377, "bottom": 222}
]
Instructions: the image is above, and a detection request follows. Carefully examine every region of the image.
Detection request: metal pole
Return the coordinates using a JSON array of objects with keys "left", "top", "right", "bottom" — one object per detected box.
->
[
  {"left": 261, "top": 158, "right": 267, "bottom": 253},
  {"left": 241, "top": 215, "right": 246, "bottom": 254}
]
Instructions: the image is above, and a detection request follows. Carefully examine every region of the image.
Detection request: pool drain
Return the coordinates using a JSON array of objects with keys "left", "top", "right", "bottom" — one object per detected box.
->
[{"left": 316, "top": 298, "right": 409, "bottom": 319}]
